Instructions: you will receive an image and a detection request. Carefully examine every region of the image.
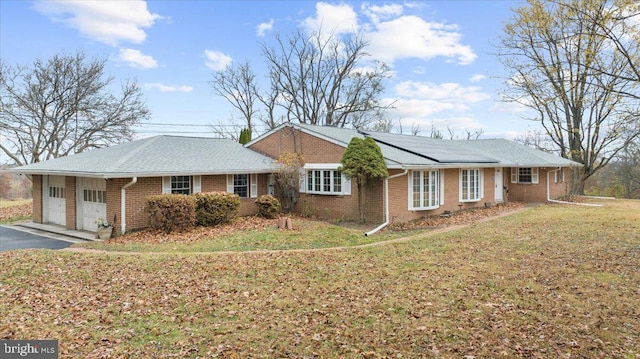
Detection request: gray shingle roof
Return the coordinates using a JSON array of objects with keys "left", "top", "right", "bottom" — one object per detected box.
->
[
  {"left": 277, "top": 124, "right": 579, "bottom": 168},
  {"left": 11, "top": 135, "right": 277, "bottom": 178}
]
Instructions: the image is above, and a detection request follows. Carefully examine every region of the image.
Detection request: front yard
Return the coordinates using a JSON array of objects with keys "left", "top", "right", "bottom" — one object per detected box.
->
[{"left": 1, "top": 199, "right": 638, "bottom": 358}]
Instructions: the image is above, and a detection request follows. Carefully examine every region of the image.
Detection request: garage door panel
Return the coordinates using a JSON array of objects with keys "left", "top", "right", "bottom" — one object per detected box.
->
[
  {"left": 79, "top": 178, "right": 107, "bottom": 231},
  {"left": 47, "top": 176, "right": 66, "bottom": 226}
]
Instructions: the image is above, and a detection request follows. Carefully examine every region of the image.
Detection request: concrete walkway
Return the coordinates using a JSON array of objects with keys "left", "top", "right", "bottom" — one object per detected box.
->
[{"left": 12, "top": 221, "right": 97, "bottom": 241}]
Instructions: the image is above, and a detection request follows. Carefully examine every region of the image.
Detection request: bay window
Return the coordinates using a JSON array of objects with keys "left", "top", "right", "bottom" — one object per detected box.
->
[{"left": 409, "top": 170, "right": 440, "bottom": 210}]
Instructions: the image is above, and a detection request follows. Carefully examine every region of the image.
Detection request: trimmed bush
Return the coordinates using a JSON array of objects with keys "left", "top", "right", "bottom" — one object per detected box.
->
[
  {"left": 255, "top": 195, "right": 281, "bottom": 219},
  {"left": 195, "top": 192, "right": 240, "bottom": 226},
  {"left": 146, "top": 194, "right": 196, "bottom": 232}
]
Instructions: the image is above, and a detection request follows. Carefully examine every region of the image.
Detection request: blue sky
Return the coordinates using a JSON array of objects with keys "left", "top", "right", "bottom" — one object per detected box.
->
[{"left": 1, "top": 0, "right": 532, "bottom": 140}]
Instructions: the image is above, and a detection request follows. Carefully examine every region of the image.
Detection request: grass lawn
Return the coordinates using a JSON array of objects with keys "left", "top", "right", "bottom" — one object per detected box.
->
[{"left": 1, "top": 199, "right": 638, "bottom": 358}]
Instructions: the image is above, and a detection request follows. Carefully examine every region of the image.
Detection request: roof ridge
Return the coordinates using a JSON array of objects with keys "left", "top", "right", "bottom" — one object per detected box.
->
[{"left": 104, "top": 136, "right": 161, "bottom": 173}]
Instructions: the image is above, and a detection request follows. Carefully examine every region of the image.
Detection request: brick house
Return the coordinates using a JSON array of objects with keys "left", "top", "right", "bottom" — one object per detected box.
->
[{"left": 10, "top": 123, "right": 579, "bottom": 235}]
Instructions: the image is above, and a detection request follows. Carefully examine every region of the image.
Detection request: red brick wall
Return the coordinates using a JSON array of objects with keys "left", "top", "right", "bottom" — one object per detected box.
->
[
  {"left": 32, "top": 175, "right": 43, "bottom": 223},
  {"left": 108, "top": 174, "right": 269, "bottom": 233},
  {"left": 250, "top": 126, "right": 345, "bottom": 163},
  {"left": 250, "top": 126, "right": 368, "bottom": 222},
  {"left": 64, "top": 176, "right": 76, "bottom": 230},
  {"left": 388, "top": 168, "right": 503, "bottom": 223},
  {"left": 506, "top": 167, "right": 571, "bottom": 203}
]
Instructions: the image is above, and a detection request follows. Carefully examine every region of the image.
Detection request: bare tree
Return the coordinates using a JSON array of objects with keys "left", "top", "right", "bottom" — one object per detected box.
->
[
  {"left": 514, "top": 129, "right": 558, "bottom": 153},
  {"left": 0, "top": 51, "right": 149, "bottom": 166},
  {"left": 498, "top": 0, "right": 640, "bottom": 194},
  {"left": 262, "top": 29, "right": 390, "bottom": 128},
  {"left": 614, "top": 136, "right": 640, "bottom": 198},
  {"left": 210, "top": 60, "right": 259, "bottom": 136}
]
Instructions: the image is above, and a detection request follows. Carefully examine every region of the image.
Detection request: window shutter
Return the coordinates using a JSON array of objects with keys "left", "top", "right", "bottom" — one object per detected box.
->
[
  {"left": 479, "top": 169, "right": 484, "bottom": 198},
  {"left": 439, "top": 170, "right": 445, "bottom": 205},
  {"left": 342, "top": 174, "right": 351, "bottom": 195},
  {"left": 226, "top": 175, "right": 234, "bottom": 193},
  {"left": 532, "top": 168, "right": 539, "bottom": 184},
  {"left": 298, "top": 168, "right": 306, "bottom": 193},
  {"left": 193, "top": 176, "right": 202, "bottom": 193},
  {"left": 162, "top": 176, "right": 171, "bottom": 194},
  {"left": 250, "top": 174, "right": 258, "bottom": 198},
  {"left": 511, "top": 168, "right": 518, "bottom": 183}
]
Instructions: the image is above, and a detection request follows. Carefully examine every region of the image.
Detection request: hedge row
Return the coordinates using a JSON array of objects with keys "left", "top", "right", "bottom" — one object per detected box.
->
[{"left": 146, "top": 193, "right": 281, "bottom": 232}]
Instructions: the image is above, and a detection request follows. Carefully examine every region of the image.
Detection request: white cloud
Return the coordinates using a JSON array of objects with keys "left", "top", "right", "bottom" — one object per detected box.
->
[
  {"left": 204, "top": 50, "right": 232, "bottom": 71},
  {"left": 395, "top": 81, "right": 491, "bottom": 103},
  {"left": 489, "top": 101, "right": 529, "bottom": 114},
  {"left": 366, "top": 15, "right": 476, "bottom": 66},
  {"left": 34, "top": 0, "right": 161, "bottom": 47},
  {"left": 361, "top": 3, "right": 403, "bottom": 23},
  {"left": 257, "top": 18, "right": 274, "bottom": 37},
  {"left": 470, "top": 74, "right": 487, "bottom": 82},
  {"left": 303, "top": 2, "right": 358, "bottom": 35},
  {"left": 385, "top": 97, "right": 468, "bottom": 119},
  {"left": 118, "top": 48, "right": 158, "bottom": 69},
  {"left": 144, "top": 83, "right": 193, "bottom": 93}
]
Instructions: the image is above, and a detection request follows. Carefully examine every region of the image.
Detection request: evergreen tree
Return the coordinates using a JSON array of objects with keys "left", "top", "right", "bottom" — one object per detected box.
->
[
  {"left": 340, "top": 137, "right": 388, "bottom": 223},
  {"left": 238, "top": 128, "right": 252, "bottom": 145}
]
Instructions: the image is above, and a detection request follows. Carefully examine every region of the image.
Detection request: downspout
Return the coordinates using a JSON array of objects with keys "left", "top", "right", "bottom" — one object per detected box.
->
[
  {"left": 365, "top": 169, "right": 409, "bottom": 236},
  {"left": 546, "top": 168, "right": 602, "bottom": 207},
  {"left": 121, "top": 177, "right": 137, "bottom": 234}
]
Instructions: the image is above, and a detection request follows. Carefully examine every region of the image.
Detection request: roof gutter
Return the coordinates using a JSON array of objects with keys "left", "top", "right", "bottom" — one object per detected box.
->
[
  {"left": 121, "top": 177, "right": 137, "bottom": 234},
  {"left": 365, "top": 169, "right": 409, "bottom": 236},
  {"left": 546, "top": 168, "right": 602, "bottom": 207}
]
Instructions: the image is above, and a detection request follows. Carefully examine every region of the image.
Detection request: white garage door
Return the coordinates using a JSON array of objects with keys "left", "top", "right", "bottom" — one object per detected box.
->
[
  {"left": 47, "top": 176, "right": 66, "bottom": 226},
  {"left": 79, "top": 178, "right": 107, "bottom": 231}
]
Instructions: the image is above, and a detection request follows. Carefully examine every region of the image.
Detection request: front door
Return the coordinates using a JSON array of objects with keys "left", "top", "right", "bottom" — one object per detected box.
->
[{"left": 494, "top": 168, "right": 504, "bottom": 203}]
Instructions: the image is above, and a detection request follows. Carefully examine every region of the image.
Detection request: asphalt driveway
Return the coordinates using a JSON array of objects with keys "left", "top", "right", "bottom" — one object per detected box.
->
[{"left": 0, "top": 225, "right": 75, "bottom": 252}]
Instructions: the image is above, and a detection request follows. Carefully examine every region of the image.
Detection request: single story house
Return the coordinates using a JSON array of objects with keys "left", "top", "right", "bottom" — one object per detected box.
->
[{"left": 9, "top": 123, "right": 579, "bottom": 235}]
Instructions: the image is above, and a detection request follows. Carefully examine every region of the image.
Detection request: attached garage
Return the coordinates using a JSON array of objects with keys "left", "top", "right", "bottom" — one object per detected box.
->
[
  {"left": 43, "top": 175, "right": 66, "bottom": 226},
  {"left": 77, "top": 177, "right": 107, "bottom": 231}
]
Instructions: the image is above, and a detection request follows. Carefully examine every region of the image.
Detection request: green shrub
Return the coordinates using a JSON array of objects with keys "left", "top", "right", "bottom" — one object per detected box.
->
[
  {"left": 146, "top": 194, "right": 196, "bottom": 232},
  {"left": 195, "top": 192, "right": 240, "bottom": 226},
  {"left": 255, "top": 195, "right": 281, "bottom": 219}
]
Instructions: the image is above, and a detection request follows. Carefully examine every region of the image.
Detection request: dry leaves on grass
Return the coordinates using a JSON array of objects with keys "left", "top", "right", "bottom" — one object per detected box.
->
[
  {"left": 388, "top": 202, "right": 525, "bottom": 231},
  {"left": 108, "top": 216, "right": 280, "bottom": 244},
  {"left": 0, "top": 203, "right": 32, "bottom": 221}
]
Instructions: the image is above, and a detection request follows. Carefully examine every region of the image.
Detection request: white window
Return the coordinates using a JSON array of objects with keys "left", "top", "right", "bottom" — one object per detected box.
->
[
  {"left": 307, "top": 170, "right": 343, "bottom": 195},
  {"left": 171, "top": 176, "right": 191, "bottom": 195},
  {"left": 226, "top": 174, "right": 258, "bottom": 198},
  {"left": 460, "top": 169, "right": 483, "bottom": 202},
  {"left": 409, "top": 170, "right": 440, "bottom": 210},
  {"left": 511, "top": 167, "right": 539, "bottom": 184},
  {"left": 233, "top": 174, "right": 248, "bottom": 198},
  {"left": 162, "top": 176, "right": 201, "bottom": 195},
  {"left": 299, "top": 164, "right": 351, "bottom": 196}
]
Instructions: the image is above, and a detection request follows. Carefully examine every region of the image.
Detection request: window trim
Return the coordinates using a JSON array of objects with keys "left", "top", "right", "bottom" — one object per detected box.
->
[
  {"left": 225, "top": 173, "right": 258, "bottom": 198},
  {"left": 299, "top": 164, "right": 351, "bottom": 196},
  {"left": 162, "top": 175, "right": 202, "bottom": 195},
  {"left": 511, "top": 167, "right": 539, "bottom": 184},
  {"left": 408, "top": 169, "right": 441, "bottom": 210},
  {"left": 459, "top": 168, "right": 483, "bottom": 202}
]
